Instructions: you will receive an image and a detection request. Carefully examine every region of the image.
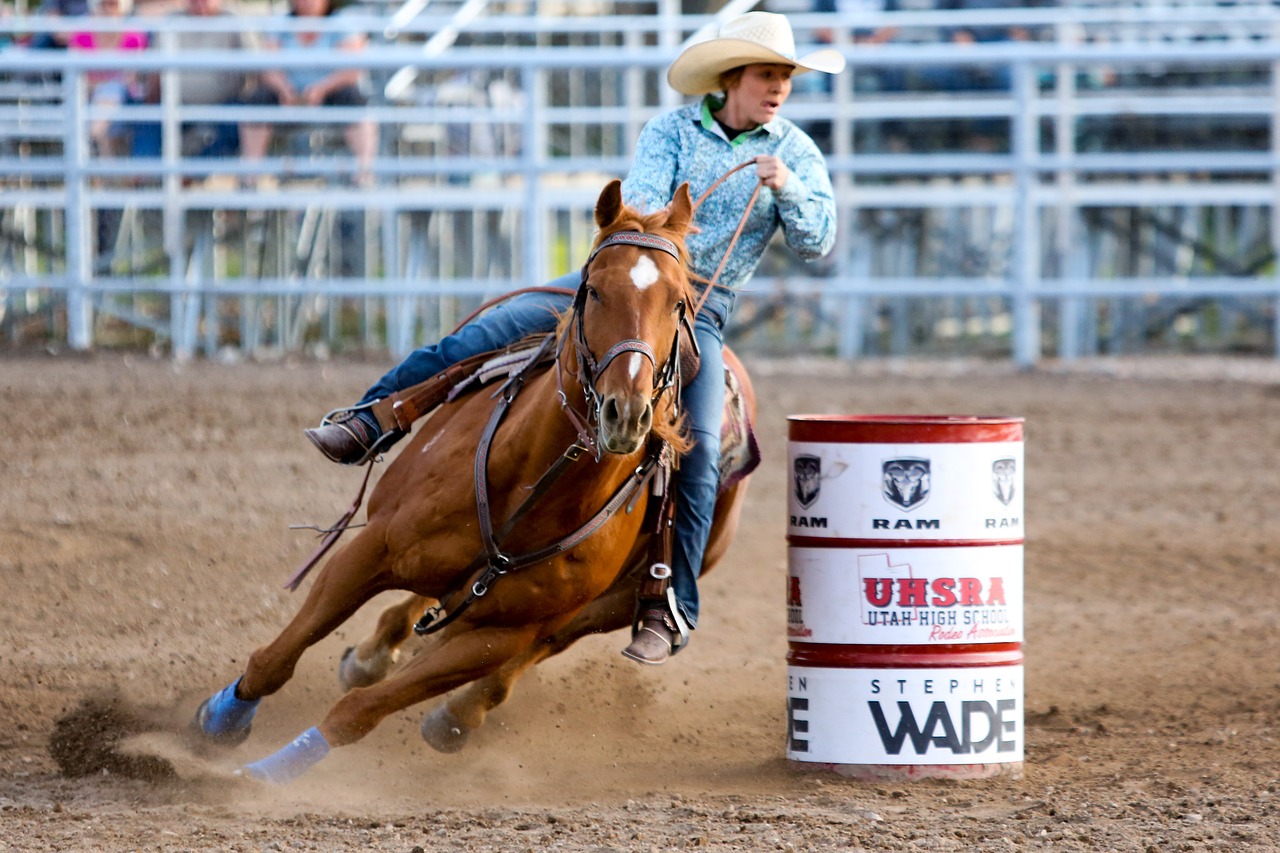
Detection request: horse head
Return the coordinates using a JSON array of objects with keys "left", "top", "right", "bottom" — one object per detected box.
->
[{"left": 564, "top": 179, "right": 695, "bottom": 456}]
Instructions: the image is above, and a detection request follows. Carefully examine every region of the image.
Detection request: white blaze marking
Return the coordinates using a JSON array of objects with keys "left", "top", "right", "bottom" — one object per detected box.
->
[
  {"left": 626, "top": 351, "right": 645, "bottom": 382},
  {"left": 630, "top": 255, "right": 659, "bottom": 290}
]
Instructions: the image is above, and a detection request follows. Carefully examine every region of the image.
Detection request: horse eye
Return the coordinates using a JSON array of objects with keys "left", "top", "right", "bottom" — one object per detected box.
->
[
  {"left": 673, "top": 300, "right": 685, "bottom": 315},
  {"left": 585, "top": 286, "right": 601, "bottom": 302}
]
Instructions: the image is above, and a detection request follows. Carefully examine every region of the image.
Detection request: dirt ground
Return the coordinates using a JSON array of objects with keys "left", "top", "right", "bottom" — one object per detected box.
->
[{"left": 3, "top": 351, "right": 1280, "bottom": 852}]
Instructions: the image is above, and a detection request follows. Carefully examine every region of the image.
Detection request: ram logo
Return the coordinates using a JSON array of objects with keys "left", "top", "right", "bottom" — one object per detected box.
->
[
  {"left": 794, "top": 454, "right": 822, "bottom": 509},
  {"left": 882, "top": 457, "right": 931, "bottom": 510},
  {"left": 993, "top": 458, "right": 1017, "bottom": 506}
]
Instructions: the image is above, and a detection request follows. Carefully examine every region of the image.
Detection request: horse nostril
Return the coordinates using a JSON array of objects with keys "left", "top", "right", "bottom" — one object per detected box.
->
[
  {"left": 603, "top": 397, "right": 620, "bottom": 425},
  {"left": 639, "top": 405, "right": 653, "bottom": 432}
]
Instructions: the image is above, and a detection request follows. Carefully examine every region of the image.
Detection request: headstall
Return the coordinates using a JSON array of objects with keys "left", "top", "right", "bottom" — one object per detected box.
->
[{"left": 561, "top": 231, "right": 686, "bottom": 453}]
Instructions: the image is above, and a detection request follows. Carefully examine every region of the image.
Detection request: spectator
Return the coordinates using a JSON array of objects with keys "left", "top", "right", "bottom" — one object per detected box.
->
[
  {"left": 807, "top": 0, "right": 906, "bottom": 151},
  {"left": 29, "top": 0, "right": 90, "bottom": 51},
  {"left": 68, "top": 0, "right": 148, "bottom": 157},
  {"left": 919, "top": 0, "right": 1047, "bottom": 93},
  {"left": 912, "top": 0, "right": 1049, "bottom": 151},
  {"left": 812, "top": 0, "right": 905, "bottom": 94},
  {"left": 239, "top": 0, "right": 376, "bottom": 185},
  {"left": 131, "top": 0, "right": 251, "bottom": 161}
]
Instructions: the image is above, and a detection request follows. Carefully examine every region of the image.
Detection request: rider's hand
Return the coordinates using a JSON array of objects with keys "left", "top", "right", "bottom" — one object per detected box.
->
[{"left": 754, "top": 155, "right": 790, "bottom": 191}]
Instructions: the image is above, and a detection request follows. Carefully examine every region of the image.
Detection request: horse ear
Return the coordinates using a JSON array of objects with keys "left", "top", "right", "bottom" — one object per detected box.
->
[
  {"left": 595, "top": 179, "right": 624, "bottom": 228},
  {"left": 665, "top": 183, "right": 694, "bottom": 236}
]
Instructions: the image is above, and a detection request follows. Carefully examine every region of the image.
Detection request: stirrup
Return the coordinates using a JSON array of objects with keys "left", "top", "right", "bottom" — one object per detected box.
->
[
  {"left": 315, "top": 402, "right": 399, "bottom": 466},
  {"left": 659, "top": 580, "right": 692, "bottom": 654},
  {"left": 626, "top": 563, "right": 691, "bottom": 654},
  {"left": 621, "top": 607, "right": 676, "bottom": 665}
]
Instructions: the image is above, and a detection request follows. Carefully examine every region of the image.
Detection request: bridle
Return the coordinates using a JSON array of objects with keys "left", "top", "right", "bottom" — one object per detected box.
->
[{"left": 557, "top": 229, "right": 689, "bottom": 460}]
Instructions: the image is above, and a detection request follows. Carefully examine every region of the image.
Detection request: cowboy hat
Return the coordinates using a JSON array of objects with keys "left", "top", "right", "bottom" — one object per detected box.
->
[{"left": 667, "top": 12, "right": 847, "bottom": 96}]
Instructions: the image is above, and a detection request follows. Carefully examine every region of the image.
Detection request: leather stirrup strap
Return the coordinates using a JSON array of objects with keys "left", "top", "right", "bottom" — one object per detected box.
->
[
  {"left": 369, "top": 349, "right": 499, "bottom": 434},
  {"left": 369, "top": 334, "right": 559, "bottom": 434},
  {"left": 636, "top": 473, "right": 677, "bottom": 601}
]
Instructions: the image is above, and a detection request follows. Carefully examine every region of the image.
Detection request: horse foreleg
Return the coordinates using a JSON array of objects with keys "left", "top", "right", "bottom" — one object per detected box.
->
[
  {"left": 424, "top": 584, "right": 637, "bottom": 753},
  {"left": 241, "top": 623, "right": 540, "bottom": 784},
  {"left": 193, "top": 527, "right": 391, "bottom": 748},
  {"left": 338, "top": 593, "right": 435, "bottom": 690}
]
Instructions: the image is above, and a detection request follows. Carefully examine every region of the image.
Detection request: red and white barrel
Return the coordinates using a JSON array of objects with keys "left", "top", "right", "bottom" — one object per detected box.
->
[{"left": 785, "top": 415, "right": 1024, "bottom": 780}]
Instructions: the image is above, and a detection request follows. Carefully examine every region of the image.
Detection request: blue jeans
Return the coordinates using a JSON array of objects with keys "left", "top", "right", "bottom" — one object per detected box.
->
[
  {"left": 669, "top": 312, "right": 724, "bottom": 629},
  {"left": 132, "top": 120, "right": 240, "bottom": 160},
  {"left": 358, "top": 273, "right": 724, "bottom": 629},
  {"left": 360, "top": 277, "right": 575, "bottom": 404}
]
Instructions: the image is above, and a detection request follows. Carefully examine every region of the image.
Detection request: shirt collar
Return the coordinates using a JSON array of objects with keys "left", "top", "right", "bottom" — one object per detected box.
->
[{"left": 697, "top": 96, "right": 775, "bottom": 145}]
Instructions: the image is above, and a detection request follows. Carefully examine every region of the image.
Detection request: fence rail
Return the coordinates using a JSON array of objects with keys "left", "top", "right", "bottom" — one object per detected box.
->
[{"left": 2, "top": 3, "right": 1280, "bottom": 363}]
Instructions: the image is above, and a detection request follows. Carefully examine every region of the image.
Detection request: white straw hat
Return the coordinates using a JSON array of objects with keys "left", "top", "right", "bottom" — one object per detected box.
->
[{"left": 667, "top": 12, "right": 847, "bottom": 96}]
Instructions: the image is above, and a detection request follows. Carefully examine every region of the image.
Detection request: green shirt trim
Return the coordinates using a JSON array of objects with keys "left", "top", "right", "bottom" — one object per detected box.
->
[{"left": 699, "top": 96, "right": 770, "bottom": 148}]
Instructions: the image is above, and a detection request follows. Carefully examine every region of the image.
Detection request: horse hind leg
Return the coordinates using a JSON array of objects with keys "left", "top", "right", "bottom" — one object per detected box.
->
[
  {"left": 338, "top": 593, "right": 435, "bottom": 690},
  {"left": 420, "top": 645, "right": 550, "bottom": 754},
  {"left": 423, "top": 583, "right": 637, "bottom": 753}
]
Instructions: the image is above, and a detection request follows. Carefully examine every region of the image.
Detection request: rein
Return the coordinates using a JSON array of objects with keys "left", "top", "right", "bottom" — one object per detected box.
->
[
  {"left": 688, "top": 159, "right": 764, "bottom": 318},
  {"left": 283, "top": 461, "right": 376, "bottom": 592}
]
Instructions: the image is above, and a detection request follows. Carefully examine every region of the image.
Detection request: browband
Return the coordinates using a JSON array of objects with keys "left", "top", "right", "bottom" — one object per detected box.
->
[{"left": 584, "top": 231, "right": 681, "bottom": 267}]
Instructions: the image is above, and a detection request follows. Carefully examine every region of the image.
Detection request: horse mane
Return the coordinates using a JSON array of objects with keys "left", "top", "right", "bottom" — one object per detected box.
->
[{"left": 556, "top": 200, "right": 696, "bottom": 454}]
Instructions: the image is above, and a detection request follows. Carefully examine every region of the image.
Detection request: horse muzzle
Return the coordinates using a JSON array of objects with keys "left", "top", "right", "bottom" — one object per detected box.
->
[{"left": 598, "top": 390, "right": 654, "bottom": 454}]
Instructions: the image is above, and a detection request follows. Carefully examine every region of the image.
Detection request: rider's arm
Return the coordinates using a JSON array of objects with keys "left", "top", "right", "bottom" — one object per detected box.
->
[
  {"left": 771, "top": 132, "right": 838, "bottom": 261},
  {"left": 622, "top": 113, "right": 682, "bottom": 213}
]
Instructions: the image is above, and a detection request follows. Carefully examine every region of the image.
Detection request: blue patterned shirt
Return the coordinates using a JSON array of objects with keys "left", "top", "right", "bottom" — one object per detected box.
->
[{"left": 621, "top": 97, "right": 837, "bottom": 325}]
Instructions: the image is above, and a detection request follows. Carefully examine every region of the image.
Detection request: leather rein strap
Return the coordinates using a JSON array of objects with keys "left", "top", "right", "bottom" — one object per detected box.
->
[
  {"left": 282, "top": 461, "right": 376, "bottom": 592},
  {"left": 689, "top": 159, "right": 763, "bottom": 318}
]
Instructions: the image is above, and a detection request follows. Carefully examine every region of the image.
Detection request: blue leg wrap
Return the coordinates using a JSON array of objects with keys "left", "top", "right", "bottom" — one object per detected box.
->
[
  {"left": 195, "top": 677, "right": 260, "bottom": 746},
  {"left": 240, "top": 727, "right": 331, "bottom": 785}
]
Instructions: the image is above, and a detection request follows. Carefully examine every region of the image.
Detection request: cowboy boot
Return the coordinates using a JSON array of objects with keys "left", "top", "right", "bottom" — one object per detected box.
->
[
  {"left": 306, "top": 347, "right": 517, "bottom": 466},
  {"left": 621, "top": 601, "right": 680, "bottom": 665},
  {"left": 305, "top": 406, "right": 400, "bottom": 465}
]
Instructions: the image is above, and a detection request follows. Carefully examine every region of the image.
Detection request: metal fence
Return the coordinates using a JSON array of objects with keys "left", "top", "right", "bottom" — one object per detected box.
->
[{"left": 2, "top": 1, "right": 1280, "bottom": 364}]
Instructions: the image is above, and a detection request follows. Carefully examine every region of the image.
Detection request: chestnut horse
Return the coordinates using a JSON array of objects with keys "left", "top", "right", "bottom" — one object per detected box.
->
[{"left": 191, "top": 179, "right": 757, "bottom": 783}]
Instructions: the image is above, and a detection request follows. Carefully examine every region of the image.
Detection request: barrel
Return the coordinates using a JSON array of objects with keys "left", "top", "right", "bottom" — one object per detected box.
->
[{"left": 785, "top": 415, "right": 1024, "bottom": 780}]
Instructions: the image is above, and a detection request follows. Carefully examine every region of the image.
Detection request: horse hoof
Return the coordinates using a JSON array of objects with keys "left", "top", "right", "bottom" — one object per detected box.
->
[
  {"left": 192, "top": 696, "right": 252, "bottom": 748},
  {"left": 421, "top": 706, "right": 470, "bottom": 754},
  {"left": 338, "top": 645, "right": 397, "bottom": 691}
]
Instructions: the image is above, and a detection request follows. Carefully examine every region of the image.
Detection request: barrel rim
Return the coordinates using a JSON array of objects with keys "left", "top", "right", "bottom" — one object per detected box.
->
[
  {"left": 787, "top": 643, "right": 1024, "bottom": 668},
  {"left": 787, "top": 414, "right": 1025, "bottom": 426},
  {"left": 787, "top": 536, "right": 1025, "bottom": 548}
]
